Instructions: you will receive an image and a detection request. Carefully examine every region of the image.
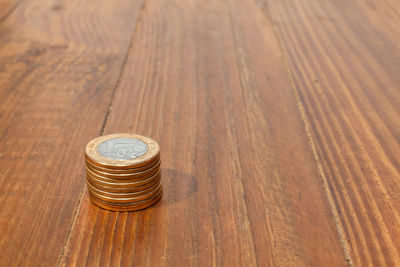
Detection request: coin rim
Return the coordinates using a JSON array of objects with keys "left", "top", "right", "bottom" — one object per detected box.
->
[
  {"left": 87, "top": 179, "right": 161, "bottom": 198},
  {"left": 91, "top": 188, "right": 163, "bottom": 206},
  {"left": 86, "top": 159, "right": 161, "bottom": 180},
  {"left": 89, "top": 189, "right": 163, "bottom": 212},
  {"left": 86, "top": 168, "right": 161, "bottom": 185},
  {"left": 87, "top": 175, "right": 161, "bottom": 193},
  {"left": 85, "top": 154, "right": 160, "bottom": 174},
  {"left": 88, "top": 183, "right": 162, "bottom": 203},
  {"left": 86, "top": 170, "right": 161, "bottom": 188}
]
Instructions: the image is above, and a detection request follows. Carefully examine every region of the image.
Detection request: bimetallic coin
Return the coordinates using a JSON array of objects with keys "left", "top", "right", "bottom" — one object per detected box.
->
[
  {"left": 88, "top": 183, "right": 162, "bottom": 203},
  {"left": 87, "top": 175, "right": 161, "bottom": 193},
  {"left": 86, "top": 159, "right": 161, "bottom": 180},
  {"left": 85, "top": 154, "right": 160, "bottom": 174},
  {"left": 89, "top": 189, "right": 163, "bottom": 212},
  {"left": 87, "top": 179, "right": 161, "bottom": 198},
  {"left": 85, "top": 134, "right": 160, "bottom": 169}
]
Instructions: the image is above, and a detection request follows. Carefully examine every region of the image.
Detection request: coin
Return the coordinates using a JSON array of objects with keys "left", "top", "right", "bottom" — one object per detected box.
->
[
  {"left": 85, "top": 134, "right": 160, "bottom": 169},
  {"left": 85, "top": 154, "right": 160, "bottom": 174},
  {"left": 85, "top": 133, "right": 163, "bottom": 211},
  {"left": 87, "top": 171, "right": 161, "bottom": 189},
  {"left": 88, "top": 183, "right": 162, "bottom": 203},
  {"left": 87, "top": 175, "right": 161, "bottom": 193},
  {"left": 87, "top": 179, "right": 161, "bottom": 198},
  {"left": 86, "top": 159, "right": 161, "bottom": 180},
  {"left": 89, "top": 189, "right": 163, "bottom": 212},
  {"left": 87, "top": 167, "right": 161, "bottom": 185}
]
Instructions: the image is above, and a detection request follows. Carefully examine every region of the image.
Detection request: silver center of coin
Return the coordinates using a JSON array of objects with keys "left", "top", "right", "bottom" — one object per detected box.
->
[{"left": 97, "top": 137, "right": 148, "bottom": 160}]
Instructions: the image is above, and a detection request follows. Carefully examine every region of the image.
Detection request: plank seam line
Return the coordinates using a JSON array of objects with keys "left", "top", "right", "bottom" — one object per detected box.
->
[
  {"left": 257, "top": 2, "right": 353, "bottom": 266},
  {"left": 0, "top": 0, "right": 25, "bottom": 23},
  {"left": 98, "top": 0, "right": 148, "bottom": 135},
  {"left": 56, "top": 0, "right": 148, "bottom": 265}
]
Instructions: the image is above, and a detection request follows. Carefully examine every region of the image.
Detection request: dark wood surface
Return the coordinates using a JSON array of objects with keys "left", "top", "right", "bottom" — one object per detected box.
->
[
  {"left": 0, "top": 0, "right": 144, "bottom": 265},
  {"left": 265, "top": 0, "right": 400, "bottom": 266},
  {"left": 0, "top": 0, "right": 398, "bottom": 266}
]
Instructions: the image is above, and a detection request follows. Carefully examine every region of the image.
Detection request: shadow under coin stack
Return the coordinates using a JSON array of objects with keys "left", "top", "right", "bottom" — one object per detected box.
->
[{"left": 84, "top": 133, "right": 162, "bottom": 212}]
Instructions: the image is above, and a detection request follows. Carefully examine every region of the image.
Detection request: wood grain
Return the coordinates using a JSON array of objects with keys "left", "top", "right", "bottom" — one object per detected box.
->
[
  {"left": 0, "top": 0, "right": 143, "bottom": 265},
  {"left": 2, "top": 0, "right": 397, "bottom": 265},
  {"left": 263, "top": 0, "right": 400, "bottom": 266},
  {"left": 61, "top": 0, "right": 348, "bottom": 266},
  {"left": 0, "top": 0, "right": 23, "bottom": 22}
]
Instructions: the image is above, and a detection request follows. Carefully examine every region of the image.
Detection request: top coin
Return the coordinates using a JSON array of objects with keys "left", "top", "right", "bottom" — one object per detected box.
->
[{"left": 85, "top": 133, "right": 160, "bottom": 169}]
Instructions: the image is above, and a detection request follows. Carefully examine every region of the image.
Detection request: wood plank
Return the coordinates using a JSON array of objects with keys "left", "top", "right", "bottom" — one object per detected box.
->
[
  {"left": 0, "top": 0, "right": 144, "bottom": 265},
  {"left": 263, "top": 0, "right": 400, "bottom": 266},
  {"left": 61, "top": 0, "right": 348, "bottom": 265}
]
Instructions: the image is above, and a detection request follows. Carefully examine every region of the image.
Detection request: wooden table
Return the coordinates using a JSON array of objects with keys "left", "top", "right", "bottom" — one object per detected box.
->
[{"left": 0, "top": 0, "right": 399, "bottom": 266}]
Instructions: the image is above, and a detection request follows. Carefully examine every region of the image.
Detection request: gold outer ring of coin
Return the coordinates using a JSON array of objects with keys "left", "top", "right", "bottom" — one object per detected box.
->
[
  {"left": 86, "top": 170, "right": 161, "bottom": 188},
  {"left": 86, "top": 168, "right": 161, "bottom": 184},
  {"left": 88, "top": 183, "right": 162, "bottom": 203},
  {"left": 86, "top": 159, "right": 161, "bottom": 180},
  {"left": 85, "top": 133, "right": 160, "bottom": 169},
  {"left": 87, "top": 179, "right": 161, "bottom": 198},
  {"left": 87, "top": 175, "right": 161, "bottom": 193},
  {"left": 89, "top": 189, "right": 163, "bottom": 212},
  {"left": 85, "top": 155, "right": 160, "bottom": 174}
]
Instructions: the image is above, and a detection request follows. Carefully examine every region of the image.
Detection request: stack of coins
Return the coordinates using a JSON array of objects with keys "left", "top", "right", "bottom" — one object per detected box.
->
[{"left": 84, "top": 133, "right": 162, "bottom": 212}]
